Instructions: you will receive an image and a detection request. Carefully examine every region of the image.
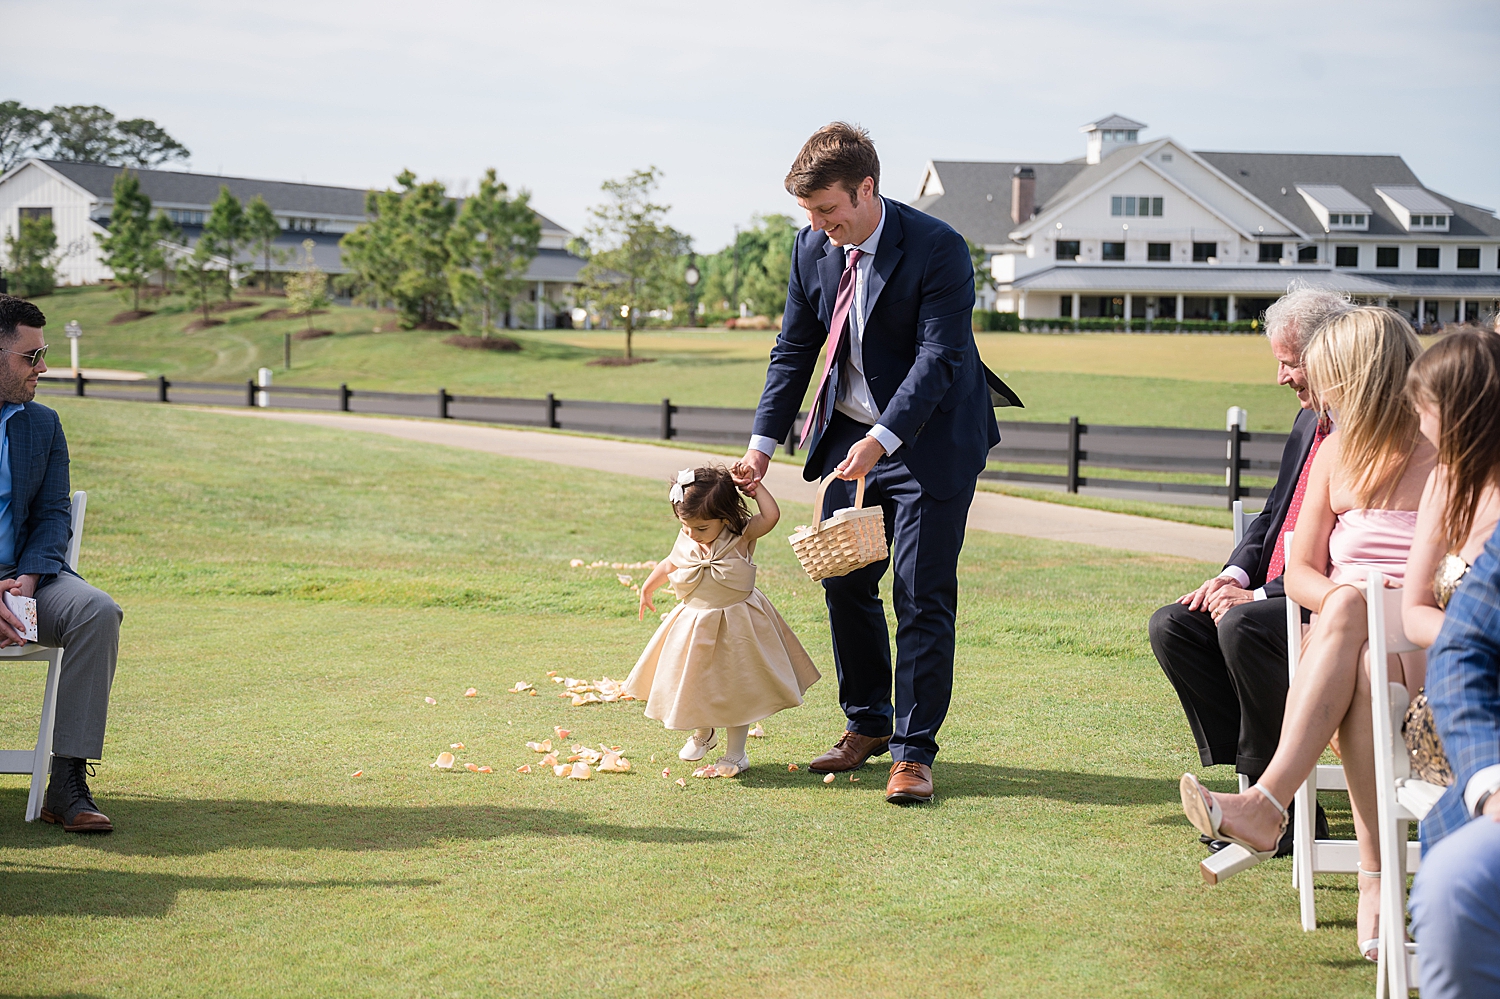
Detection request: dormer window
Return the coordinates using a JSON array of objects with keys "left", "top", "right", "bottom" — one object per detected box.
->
[
  {"left": 1329, "top": 213, "right": 1367, "bottom": 229},
  {"left": 1297, "top": 185, "right": 1372, "bottom": 232},
  {"left": 166, "top": 209, "right": 206, "bottom": 226},
  {"left": 1375, "top": 186, "right": 1452, "bottom": 233},
  {"left": 1111, "top": 195, "right": 1163, "bottom": 217},
  {"left": 1408, "top": 214, "right": 1449, "bottom": 231}
]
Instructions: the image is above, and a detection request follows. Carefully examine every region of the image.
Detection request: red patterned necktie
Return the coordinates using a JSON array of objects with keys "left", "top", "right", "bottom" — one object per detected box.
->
[
  {"left": 1265, "top": 420, "right": 1329, "bottom": 582},
  {"left": 799, "top": 247, "right": 863, "bottom": 447}
]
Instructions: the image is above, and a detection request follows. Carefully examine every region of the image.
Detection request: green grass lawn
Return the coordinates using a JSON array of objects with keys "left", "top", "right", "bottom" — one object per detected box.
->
[
  {"left": 42, "top": 286, "right": 1304, "bottom": 430},
  {"left": 0, "top": 398, "right": 1377, "bottom": 998}
]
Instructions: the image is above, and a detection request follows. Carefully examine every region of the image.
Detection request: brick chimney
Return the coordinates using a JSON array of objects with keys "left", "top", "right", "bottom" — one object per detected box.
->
[{"left": 1011, "top": 167, "right": 1036, "bottom": 225}]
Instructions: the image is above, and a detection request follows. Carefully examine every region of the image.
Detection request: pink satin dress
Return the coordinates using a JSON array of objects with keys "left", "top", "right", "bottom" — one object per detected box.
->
[{"left": 1326, "top": 508, "right": 1419, "bottom": 586}]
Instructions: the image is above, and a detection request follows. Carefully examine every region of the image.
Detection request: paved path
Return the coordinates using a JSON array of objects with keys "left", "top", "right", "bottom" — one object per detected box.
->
[{"left": 211, "top": 409, "right": 1230, "bottom": 562}]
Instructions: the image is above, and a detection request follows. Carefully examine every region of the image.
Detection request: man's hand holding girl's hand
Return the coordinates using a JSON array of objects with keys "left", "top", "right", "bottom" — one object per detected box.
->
[{"left": 732, "top": 451, "right": 769, "bottom": 490}]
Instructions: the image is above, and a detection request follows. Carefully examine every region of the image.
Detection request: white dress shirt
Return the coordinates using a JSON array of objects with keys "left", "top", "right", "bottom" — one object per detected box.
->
[{"left": 749, "top": 199, "right": 903, "bottom": 459}]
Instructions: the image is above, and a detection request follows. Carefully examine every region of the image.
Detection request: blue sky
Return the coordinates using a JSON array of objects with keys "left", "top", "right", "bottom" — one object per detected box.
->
[{"left": 5, "top": 0, "right": 1497, "bottom": 250}]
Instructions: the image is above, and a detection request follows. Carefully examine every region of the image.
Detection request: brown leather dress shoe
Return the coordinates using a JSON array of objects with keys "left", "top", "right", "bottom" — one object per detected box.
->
[
  {"left": 809, "top": 731, "right": 891, "bottom": 773},
  {"left": 885, "top": 761, "right": 934, "bottom": 804},
  {"left": 40, "top": 757, "right": 114, "bottom": 833}
]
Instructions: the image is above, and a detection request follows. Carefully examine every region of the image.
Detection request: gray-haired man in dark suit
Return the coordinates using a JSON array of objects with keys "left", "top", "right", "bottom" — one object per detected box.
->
[{"left": 0, "top": 295, "right": 122, "bottom": 833}]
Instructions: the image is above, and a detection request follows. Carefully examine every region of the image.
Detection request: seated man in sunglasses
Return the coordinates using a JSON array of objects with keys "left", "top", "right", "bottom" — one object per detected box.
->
[{"left": 0, "top": 295, "right": 122, "bottom": 833}]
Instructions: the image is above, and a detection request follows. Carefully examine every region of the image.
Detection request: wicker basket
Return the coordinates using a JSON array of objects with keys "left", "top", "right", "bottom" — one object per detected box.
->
[{"left": 788, "top": 473, "right": 888, "bottom": 582}]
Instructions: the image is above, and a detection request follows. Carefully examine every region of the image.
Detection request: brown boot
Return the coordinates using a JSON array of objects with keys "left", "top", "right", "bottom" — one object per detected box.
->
[
  {"left": 885, "top": 761, "right": 934, "bottom": 804},
  {"left": 809, "top": 731, "right": 891, "bottom": 773}
]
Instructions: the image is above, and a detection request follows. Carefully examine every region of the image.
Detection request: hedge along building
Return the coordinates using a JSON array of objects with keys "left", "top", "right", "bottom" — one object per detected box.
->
[
  {"left": 0, "top": 158, "right": 586, "bottom": 328},
  {"left": 914, "top": 115, "right": 1500, "bottom": 327}
]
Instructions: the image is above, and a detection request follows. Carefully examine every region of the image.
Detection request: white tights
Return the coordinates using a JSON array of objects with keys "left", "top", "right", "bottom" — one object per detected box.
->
[{"left": 695, "top": 725, "right": 750, "bottom": 759}]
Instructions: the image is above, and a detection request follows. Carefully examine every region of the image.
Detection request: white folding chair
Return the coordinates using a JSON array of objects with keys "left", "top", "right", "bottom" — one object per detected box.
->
[
  {"left": 0, "top": 490, "right": 86, "bottom": 821},
  {"left": 1367, "top": 569, "right": 1444, "bottom": 998}
]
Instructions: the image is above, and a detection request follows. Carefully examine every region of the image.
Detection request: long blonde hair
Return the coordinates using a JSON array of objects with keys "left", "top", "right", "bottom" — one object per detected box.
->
[{"left": 1303, "top": 307, "right": 1422, "bottom": 507}]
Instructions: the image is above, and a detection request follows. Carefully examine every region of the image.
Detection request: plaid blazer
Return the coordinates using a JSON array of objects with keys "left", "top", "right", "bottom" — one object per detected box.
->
[
  {"left": 4, "top": 401, "right": 75, "bottom": 579},
  {"left": 1421, "top": 523, "right": 1500, "bottom": 851}
]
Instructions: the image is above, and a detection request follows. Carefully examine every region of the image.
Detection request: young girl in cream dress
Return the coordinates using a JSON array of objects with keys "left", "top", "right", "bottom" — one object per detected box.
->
[{"left": 624, "top": 465, "right": 819, "bottom": 775}]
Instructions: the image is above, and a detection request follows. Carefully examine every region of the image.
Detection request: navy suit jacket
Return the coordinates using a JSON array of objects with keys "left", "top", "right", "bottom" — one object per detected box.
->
[
  {"left": 5, "top": 402, "right": 74, "bottom": 579},
  {"left": 751, "top": 198, "right": 1000, "bottom": 501},
  {"left": 1421, "top": 523, "right": 1500, "bottom": 852},
  {"left": 1226, "top": 407, "right": 1319, "bottom": 598}
]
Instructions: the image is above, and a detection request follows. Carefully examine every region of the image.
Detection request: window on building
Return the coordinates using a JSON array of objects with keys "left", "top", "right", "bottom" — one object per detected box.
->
[
  {"left": 166, "top": 209, "right": 206, "bottom": 226},
  {"left": 1192, "top": 242, "right": 1216, "bottom": 262},
  {"left": 285, "top": 217, "right": 321, "bottom": 233},
  {"left": 18, "top": 207, "right": 53, "bottom": 221},
  {"left": 1056, "top": 240, "right": 1080, "bottom": 260},
  {"left": 1101, "top": 241, "right": 1125, "bottom": 261},
  {"left": 1298, "top": 245, "right": 1319, "bottom": 263},
  {"left": 1376, "top": 246, "right": 1399, "bottom": 268},
  {"left": 1417, "top": 246, "right": 1440, "bottom": 268},
  {"left": 1258, "top": 243, "right": 1283, "bottom": 263},
  {"left": 1335, "top": 245, "right": 1359, "bottom": 268},
  {"left": 1110, "top": 195, "right": 1163, "bottom": 217},
  {"left": 1147, "top": 242, "right": 1171, "bottom": 262},
  {"left": 1059, "top": 295, "right": 1072, "bottom": 317},
  {"left": 1457, "top": 247, "right": 1480, "bottom": 269},
  {"left": 1409, "top": 214, "right": 1450, "bottom": 230}
]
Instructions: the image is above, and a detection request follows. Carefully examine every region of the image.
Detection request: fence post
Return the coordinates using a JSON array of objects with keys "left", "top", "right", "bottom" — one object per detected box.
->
[
  {"left": 157, "top": 375, "right": 168, "bottom": 403},
  {"left": 1066, "top": 416, "right": 1082, "bottom": 493},
  {"left": 1226, "top": 406, "right": 1247, "bottom": 511},
  {"left": 257, "top": 367, "right": 272, "bottom": 408},
  {"left": 283, "top": 332, "right": 291, "bottom": 372},
  {"left": 246, "top": 379, "right": 256, "bottom": 407},
  {"left": 339, "top": 383, "right": 350, "bottom": 412},
  {"left": 660, "top": 398, "right": 673, "bottom": 440},
  {"left": 74, "top": 372, "right": 85, "bottom": 397},
  {"left": 545, "top": 392, "right": 559, "bottom": 429},
  {"left": 438, "top": 388, "right": 450, "bottom": 419}
]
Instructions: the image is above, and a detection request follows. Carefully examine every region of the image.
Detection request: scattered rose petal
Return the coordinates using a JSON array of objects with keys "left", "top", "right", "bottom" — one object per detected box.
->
[
  {"left": 570, "top": 559, "right": 584, "bottom": 567},
  {"left": 477, "top": 766, "right": 493, "bottom": 773},
  {"left": 525, "top": 739, "right": 553, "bottom": 753},
  {"left": 823, "top": 772, "right": 836, "bottom": 784},
  {"left": 650, "top": 754, "right": 656, "bottom": 764},
  {"left": 350, "top": 770, "right": 363, "bottom": 777},
  {"left": 849, "top": 775, "right": 860, "bottom": 782},
  {"left": 540, "top": 753, "right": 558, "bottom": 766},
  {"left": 425, "top": 697, "right": 437, "bottom": 705},
  {"left": 616, "top": 574, "right": 632, "bottom": 586},
  {"left": 509, "top": 682, "right": 534, "bottom": 693},
  {"left": 551, "top": 676, "right": 566, "bottom": 684},
  {"left": 546, "top": 671, "right": 558, "bottom": 677},
  {"left": 464, "top": 688, "right": 477, "bottom": 697},
  {"left": 528, "top": 689, "right": 537, "bottom": 697},
  {"left": 553, "top": 764, "right": 570, "bottom": 777},
  {"left": 749, "top": 724, "right": 766, "bottom": 738},
  {"left": 450, "top": 742, "right": 465, "bottom": 750},
  {"left": 567, "top": 754, "right": 581, "bottom": 763},
  {"left": 662, "top": 768, "right": 671, "bottom": 778},
  {"left": 554, "top": 727, "right": 571, "bottom": 739},
  {"left": 515, "top": 764, "right": 532, "bottom": 773},
  {"left": 612, "top": 562, "right": 624, "bottom": 570},
  {"left": 432, "top": 752, "right": 455, "bottom": 769},
  {"left": 568, "top": 762, "right": 592, "bottom": 780},
  {"left": 599, "top": 752, "right": 631, "bottom": 772},
  {"left": 692, "top": 765, "right": 715, "bottom": 778},
  {"left": 675, "top": 778, "right": 686, "bottom": 788},
  {"left": 465, "top": 763, "right": 480, "bottom": 772},
  {"left": 787, "top": 764, "right": 799, "bottom": 772}
]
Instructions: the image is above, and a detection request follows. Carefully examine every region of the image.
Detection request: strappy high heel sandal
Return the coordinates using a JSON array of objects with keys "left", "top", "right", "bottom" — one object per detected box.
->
[
  {"left": 1357, "top": 867, "right": 1381, "bottom": 962},
  {"left": 1180, "top": 774, "right": 1288, "bottom": 880}
]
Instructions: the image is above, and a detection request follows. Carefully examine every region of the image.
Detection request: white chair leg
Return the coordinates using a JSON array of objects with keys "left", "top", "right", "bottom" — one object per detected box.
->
[
  {"left": 26, "top": 648, "right": 63, "bottom": 822},
  {"left": 1384, "top": 819, "right": 1410, "bottom": 997},
  {"left": 1294, "top": 776, "right": 1317, "bottom": 930}
]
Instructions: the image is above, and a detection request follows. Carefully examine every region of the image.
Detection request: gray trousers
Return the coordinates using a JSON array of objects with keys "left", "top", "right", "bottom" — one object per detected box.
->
[{"left": 7, "top": 569, "right": 123, "bottom": 760}]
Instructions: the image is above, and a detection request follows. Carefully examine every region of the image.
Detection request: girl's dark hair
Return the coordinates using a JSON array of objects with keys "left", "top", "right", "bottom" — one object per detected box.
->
[
  {"left": 1406, "top": 326, "right": 1500, "bottom": 549},
  {"left": 671, "top": 465, "right": 750, "bottom": 535}
]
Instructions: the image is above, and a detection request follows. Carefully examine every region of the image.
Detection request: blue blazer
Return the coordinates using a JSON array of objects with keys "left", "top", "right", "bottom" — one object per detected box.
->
[
  {"left": 6, "top": 402, "right": 74, "bottom": 579},
  {"left": 1420, "top": 523, "right": 1500, "bottom": 852},
  {"left": 751, "top": 198, "right": 1001, "bottom": 501}
]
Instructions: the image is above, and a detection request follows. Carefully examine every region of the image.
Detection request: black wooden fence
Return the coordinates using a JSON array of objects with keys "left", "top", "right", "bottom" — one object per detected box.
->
[{"left": 40, "top": 374, "right": 1285, "bottom": 508}]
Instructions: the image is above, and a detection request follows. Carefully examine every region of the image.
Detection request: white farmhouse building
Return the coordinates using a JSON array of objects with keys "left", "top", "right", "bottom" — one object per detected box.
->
[
  {"left": 0, "top": 159, "right": 587, "bottom": 327},
  {"left": 914, "top": 115, "right": 1500, "bottom": 327}
]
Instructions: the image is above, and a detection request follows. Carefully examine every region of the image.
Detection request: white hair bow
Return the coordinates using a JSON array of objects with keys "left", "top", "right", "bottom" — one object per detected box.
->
[{"left": 669, "top": 468, "right": 695, "bottom": 504}]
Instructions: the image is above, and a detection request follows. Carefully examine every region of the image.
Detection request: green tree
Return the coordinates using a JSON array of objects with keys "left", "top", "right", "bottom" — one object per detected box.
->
[
  {"left": 3, "top": 214, "right": 59, "bottom": 297},
  {"left": 97, "top": 170, "right": 169, "bottom": 311},
  {"left": 700, "top": 214, "right": 798, "bottom": 319},
  {"left": 44, "top": 105, "right": 189, "bottom": 167},
  {"left": 445, "top": 168, "right": 540, "bottom": 334},
  {"left": 573, "top": 167, "right": 688, "bottom": 358},
  {"left": 0, "top": 100, "right": 49, "bottom": 173},
  {"left": 340, "top": 170, "right": 455, "bottom": 328},
  {"left": 284, "top": 239, "right": 330, "bottom": 332},
  {"left": 203, "top": 186, "right": 247, "bottom": 302},
  {"left": 244, "top": 195, "right": 286, "bottom": 291},
  {"left": 175, "top": 236, "right": 223, "bottom": 325},
  {"left": 115, "top": 117, "right": 190, "bottom": 168}
]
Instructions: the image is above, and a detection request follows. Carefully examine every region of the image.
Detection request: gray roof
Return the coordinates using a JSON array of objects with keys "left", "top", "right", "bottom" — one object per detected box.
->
[
  {"left": 1195, "top": 151, "right": 1500, "bottom": 239},
  {"left": 912, "top": 160, "right": 1086, "bottom": 246},
  {"left": 1082, "top": 114, "right": 1147, "bottom": 131},
  {"left": 1011, "top": 265, "right": 1398, "bottom": 295},
  {"left": 524, "top": 247, "right": 587, "bottom": 283},
  {"left": 1039, "top": 141, "right": 1151, "bottom": 214}
]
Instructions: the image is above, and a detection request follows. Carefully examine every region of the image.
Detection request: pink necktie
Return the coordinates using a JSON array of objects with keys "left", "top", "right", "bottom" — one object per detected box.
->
[{"left": 800, "top": 247, "right": 862, "bottom": 447}]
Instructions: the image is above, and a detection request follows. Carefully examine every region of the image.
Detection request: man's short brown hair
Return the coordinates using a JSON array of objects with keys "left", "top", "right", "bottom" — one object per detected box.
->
[{"left": 785, "top": 122, "right": 880, "bottom": 202}]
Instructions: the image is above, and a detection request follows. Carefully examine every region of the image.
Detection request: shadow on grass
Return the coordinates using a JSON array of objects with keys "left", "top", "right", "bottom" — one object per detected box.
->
[
  {"left": 0, "top": 861, "right": 438, "bottom": 918},
  {"left": 739, "top": 762, "right": 1181, "bottom": 805},
  {"left": 0, "top": 790, "right": 732, "bottom": 858}
]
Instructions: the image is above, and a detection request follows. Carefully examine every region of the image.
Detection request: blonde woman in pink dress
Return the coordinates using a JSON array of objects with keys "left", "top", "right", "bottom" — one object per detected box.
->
[
  {"left": 1181, "top": 307, "right": 1434, "bottom": 960},
  {"left": 625, "top": 465, "right": 819, "bottom": 776}
]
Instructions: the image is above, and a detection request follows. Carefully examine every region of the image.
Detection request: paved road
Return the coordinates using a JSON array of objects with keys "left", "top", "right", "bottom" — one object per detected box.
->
[{"left": 207, "top": 409, "right": 1231, "bottom": 563}]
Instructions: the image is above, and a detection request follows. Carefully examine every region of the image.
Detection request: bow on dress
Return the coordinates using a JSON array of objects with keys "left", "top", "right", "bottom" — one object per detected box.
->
[{"left": 667, "top": 530, "right": 753, "bottom": 603}]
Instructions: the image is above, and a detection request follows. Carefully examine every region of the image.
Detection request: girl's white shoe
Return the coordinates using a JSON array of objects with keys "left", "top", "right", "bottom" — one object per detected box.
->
[
  {"left": 712, "top": 752, "right": 750, "bottom": 776},
  {"left": 678, "top": 729, "right": 717, "bottom": 761},
  {"left": 1180, "top": 773, "right": 1288, "bottom": 875}
]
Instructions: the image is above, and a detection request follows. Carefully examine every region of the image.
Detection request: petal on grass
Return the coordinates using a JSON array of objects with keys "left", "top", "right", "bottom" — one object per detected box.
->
[
  {"left": 787, "top": 764, "right": 799, "bottom": 772},
  {"left": 553, "top": 727, "right": 571, "bottom": 740},
  {"left": 674, "top": 778, "right": 686, "bottom": 788},
  {"left": 540, "top": 753, "right": 558, "bottom": 767},
  {"left": 515, "top": 765, "right": 532, "bottom": 773},
  {"left": 553, "top": 764, "right": 570, "bottom": 777},
  {"left": 465, "top": 763, "right": 480, "bottom": 772},
  {"left": 350, "top": 770, "right": 363, "bottom": 777},
  {"left": 568, "top": 762, "right": 592, "bottom": 780},
  {"left": 509, "top": 682, "right": 534, "bottom": 694},
  {"left": 570, "top": 559, "right": 584, "bottom": 567},
  {"left": 450, "top": 743, "right": 465, "bottom": 750},
  {"left": 425, "top": 697, "right": 437, "bottom": 705},
  {"left": 823, "top": 773, "right": 836, "bottom": 784},
  {"left": 432, "top": 752, "right": 455, "bottom": 770},
  {"left": 477, "top": 766, "right": 493, "bottom": 773},
  {"left": 464, "top": 688, "right": 478, "bottom": 697}
]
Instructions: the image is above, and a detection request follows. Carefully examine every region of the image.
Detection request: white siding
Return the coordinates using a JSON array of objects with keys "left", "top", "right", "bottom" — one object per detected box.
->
[{"left": 0, "top": 162, "right": 109, "bottom": 285}]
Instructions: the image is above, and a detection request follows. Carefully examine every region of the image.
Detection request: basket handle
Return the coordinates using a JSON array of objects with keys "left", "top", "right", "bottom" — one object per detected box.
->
[{"left": 812, "top": 472, "right": 867, "bottom": 532}]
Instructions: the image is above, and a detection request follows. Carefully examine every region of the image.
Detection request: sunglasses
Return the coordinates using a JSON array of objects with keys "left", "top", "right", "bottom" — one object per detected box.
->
[{"left": 1, "top": 345, "right": 48, "bottom": 367}]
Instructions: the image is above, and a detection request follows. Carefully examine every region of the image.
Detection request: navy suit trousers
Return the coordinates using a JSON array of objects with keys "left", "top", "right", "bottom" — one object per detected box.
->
[{"left": 816, "top": 412, "right": 974, "bottom": 765}]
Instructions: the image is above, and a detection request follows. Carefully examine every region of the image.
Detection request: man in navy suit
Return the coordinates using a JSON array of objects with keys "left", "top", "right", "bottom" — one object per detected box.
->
[
  {"left": 733, "top": 123, "right": 1000, "bottom": 804},
  {"left": 0, "top": 295, "right": 122, "bottom": 833},
  {"left": 1410, "top": 522, "right": 1500, "bottom": 997}
]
